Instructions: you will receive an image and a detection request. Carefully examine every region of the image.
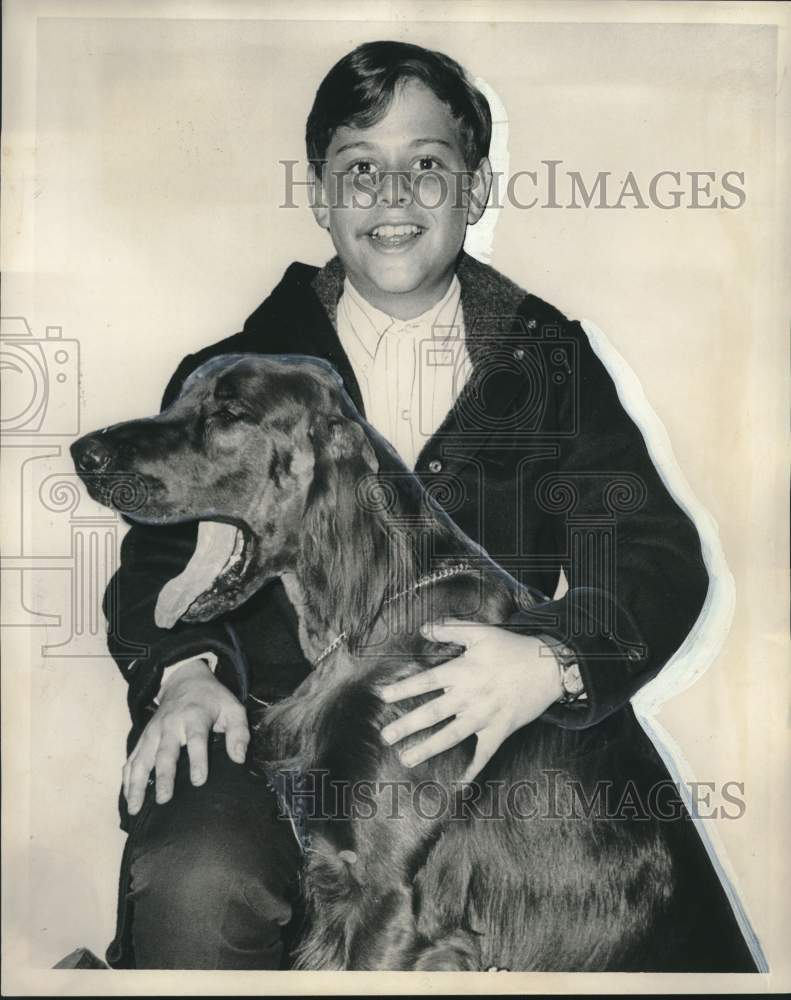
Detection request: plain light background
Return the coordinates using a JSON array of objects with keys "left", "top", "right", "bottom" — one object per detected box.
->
[{"left": 2, "top": 0, "right": 789, "bottom": 994}]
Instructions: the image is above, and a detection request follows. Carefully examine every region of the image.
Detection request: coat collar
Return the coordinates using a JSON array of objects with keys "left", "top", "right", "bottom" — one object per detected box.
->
[
  {"left": 309, "top": 251, "right": 528, "bottom": 369},
  {"left": 308, "top": 253, "right": 536, "bottom": 460}
]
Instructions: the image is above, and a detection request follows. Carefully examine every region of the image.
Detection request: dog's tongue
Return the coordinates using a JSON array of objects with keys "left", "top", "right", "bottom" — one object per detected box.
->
[{"left": 155, "top": 520, "right": 240, "bottom": 629}]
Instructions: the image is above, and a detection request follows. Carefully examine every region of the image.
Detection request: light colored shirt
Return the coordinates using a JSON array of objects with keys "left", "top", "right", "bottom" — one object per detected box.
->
[{"left": 337, "top": 275, "right": 472, "bottom": 469}]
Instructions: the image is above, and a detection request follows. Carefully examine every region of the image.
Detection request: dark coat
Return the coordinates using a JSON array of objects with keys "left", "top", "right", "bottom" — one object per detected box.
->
[
  {"left": 104, "top": 251, "right": 760, "bottom": 970},
  {"left": 106, "top": 251, "right": 709, "bottom": 737}
]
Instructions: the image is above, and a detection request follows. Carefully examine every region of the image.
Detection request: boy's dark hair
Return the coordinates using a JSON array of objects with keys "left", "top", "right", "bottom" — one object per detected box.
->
[{"left": 306, "top": 40, "right": 492, "bottom": 173}]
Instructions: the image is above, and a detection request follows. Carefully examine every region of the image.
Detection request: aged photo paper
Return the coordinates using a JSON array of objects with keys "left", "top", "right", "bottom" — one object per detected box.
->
[{"left": 2, "top": 0, "right": 789, "bottom": 995}]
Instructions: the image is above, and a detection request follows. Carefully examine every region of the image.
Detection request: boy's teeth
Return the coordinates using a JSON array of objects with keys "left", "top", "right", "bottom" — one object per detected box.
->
[{"left": 372, "top": 224, "right": 421, "bottom": 238}]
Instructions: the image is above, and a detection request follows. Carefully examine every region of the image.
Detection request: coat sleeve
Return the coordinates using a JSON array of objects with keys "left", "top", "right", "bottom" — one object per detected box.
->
[
  {"left": 505, "top": 319, "right": 710, "bottom": 729},
  {"left": 102, "top": 352, "right": 250, "bottom": 729}
]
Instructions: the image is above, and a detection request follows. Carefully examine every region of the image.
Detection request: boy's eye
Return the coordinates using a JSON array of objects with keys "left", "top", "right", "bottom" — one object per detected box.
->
[
  {"left": 415, "top": 155, "right": 442, "bottom": 171},
  {"left": 349, "top": 161, "right": 378, "bottom": 180}
]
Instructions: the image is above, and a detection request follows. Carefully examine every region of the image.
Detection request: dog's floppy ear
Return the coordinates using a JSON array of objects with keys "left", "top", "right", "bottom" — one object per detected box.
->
[
  {"left": 324, "top": 417, "right": 379, "bottom": 473},
  {"left": 302, "top": 414, "right": 401, "bottom": 652}
]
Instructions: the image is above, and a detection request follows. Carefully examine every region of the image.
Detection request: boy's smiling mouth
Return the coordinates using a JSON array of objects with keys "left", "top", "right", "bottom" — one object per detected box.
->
[{"left": 366, "top": 222, "right": 425, "bottom": 250}]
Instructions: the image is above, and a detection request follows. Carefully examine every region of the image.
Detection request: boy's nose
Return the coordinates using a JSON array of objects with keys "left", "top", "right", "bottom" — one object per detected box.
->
[{"left": 378, "top": 169, "right": 413, "bottom": 207}]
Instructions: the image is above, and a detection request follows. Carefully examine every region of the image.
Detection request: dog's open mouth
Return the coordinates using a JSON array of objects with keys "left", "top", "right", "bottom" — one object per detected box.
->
[{"left": 155, "top": 520, "right": 254, "bottom": 629}]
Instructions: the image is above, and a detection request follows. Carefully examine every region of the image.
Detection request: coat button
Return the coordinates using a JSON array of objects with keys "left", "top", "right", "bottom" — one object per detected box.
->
[
  {"left": 627, "top": 648, "right": 642, "bottom": 662},
  {"left": 428, "top": 459, "right": 443, "bottom": 473},
  {"left": 513, "top": 348, "right": 525, "bottom": 360}
]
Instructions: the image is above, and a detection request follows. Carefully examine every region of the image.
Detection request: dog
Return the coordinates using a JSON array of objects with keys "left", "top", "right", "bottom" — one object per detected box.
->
[{"left": 72, "top": 353, "right": 755, "bottom": 971}]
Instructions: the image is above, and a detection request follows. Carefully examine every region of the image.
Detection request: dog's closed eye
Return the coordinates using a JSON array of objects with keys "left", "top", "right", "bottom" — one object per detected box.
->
[{"left": 209, "top": 407, "right": 252, "bottom": 427}]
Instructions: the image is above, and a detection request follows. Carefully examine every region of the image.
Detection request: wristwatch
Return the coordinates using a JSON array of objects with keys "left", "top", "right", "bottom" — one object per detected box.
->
[
  {"left": 557, "top": 656, "right": 587, "bottom": 704},
  {"left": 540, "top": 637, "right": 588, "bottom": 705}
]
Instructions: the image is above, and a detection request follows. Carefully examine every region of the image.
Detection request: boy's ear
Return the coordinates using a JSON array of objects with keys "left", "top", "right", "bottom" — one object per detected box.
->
[
  {"left": 466, "top": 156, "right": 493, "bottom": 226},
  {"left": 309, "top": 163, "right": 330, "bottom": 231}
]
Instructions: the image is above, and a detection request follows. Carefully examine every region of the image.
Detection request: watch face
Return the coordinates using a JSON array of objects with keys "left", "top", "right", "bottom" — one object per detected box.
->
[{"left": 562, "top": 662, "right": 585, "bottom": 698}]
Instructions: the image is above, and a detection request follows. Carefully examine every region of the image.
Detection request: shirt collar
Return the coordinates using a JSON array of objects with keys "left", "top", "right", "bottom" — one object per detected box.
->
[{"left": 340, "top": 275, "right": 462, "bottom": 359}]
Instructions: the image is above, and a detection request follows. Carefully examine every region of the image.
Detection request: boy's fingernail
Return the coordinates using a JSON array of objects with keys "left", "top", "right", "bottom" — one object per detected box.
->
[
  {"left": 381, "top": 729, "right": 395, "bottom": 745},
  {"left": 234, "top": 743, "right": 247, "bottom": 761},
  {"left": 401, "top": 751, "right": 417, "bottom": 767},
  {"left": 192, "top": 770, "right": 205, "bottom": 784}
]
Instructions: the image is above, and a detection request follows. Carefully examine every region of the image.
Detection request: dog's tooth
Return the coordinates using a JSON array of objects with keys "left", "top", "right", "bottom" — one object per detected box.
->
[{"left": 228, "top": 527, "right": 245, "bottom": 567}]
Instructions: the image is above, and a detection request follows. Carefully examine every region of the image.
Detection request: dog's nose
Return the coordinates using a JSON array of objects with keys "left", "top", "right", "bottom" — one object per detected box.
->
[{"left": 71, "top": 435, "right": 113, "bottom": 473}]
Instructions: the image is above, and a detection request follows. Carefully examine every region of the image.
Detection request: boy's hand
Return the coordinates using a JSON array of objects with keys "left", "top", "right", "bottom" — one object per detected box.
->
[
  {"left": 122, "top": 659, "right": 249, "bottom": 815},
  {"left": 379, "top": 621, "right": 563, "bottom": 781}
]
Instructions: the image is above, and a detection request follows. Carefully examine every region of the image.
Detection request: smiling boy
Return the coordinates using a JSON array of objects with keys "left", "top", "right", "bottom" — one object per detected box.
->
[
  {"left": 101, "top": 41, "right": 754, "bottom": 971},
  {"left": 309, "top": 75, "right": 491, "bottom": 319},
  {"left": 306, "top": 63, "right": 563, "bottom": 777}
]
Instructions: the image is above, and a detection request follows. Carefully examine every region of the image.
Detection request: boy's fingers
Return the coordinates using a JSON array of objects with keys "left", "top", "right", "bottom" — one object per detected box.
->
[
  {"left": 185, "top": 729, "right": 209, "bottom": 785},
  {"left": 122, "top": 743, "right": 147, "bottom": 806},
  {"left": 154, "top": 736, "right": 180, "bottom": 803},
  {"left": 421, "top": 619, "right": 477, "bottom": 644},
  {"left": 126, "top": 749, "right": 156, "bottom": 814},
  {"left": 123, "top": 713, "right": 164, "bottom": 804},
  {"left": 381, "top": 693, "right": 457, "bottom": 745},
  {"left": 398, "top": 718, "right": 471, "bottom": 769},
  {"left": 224, "top": 722, "right": 250, "bottom": 764},
  {"left": 379, "top": 664, "right": 452, "bottom": 703}
]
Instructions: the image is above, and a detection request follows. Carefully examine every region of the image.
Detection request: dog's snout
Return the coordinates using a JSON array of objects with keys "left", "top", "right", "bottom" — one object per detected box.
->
[{"left": 71, "top": 435, "right": 113, "bottom": 473}]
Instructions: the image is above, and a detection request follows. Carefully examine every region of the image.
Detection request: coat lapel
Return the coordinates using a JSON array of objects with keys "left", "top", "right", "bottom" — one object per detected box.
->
[
  {"left": 304, "top": 252, "right": 537, "bottom": 458},
  {"left": 446, "top": 253, "right": 536, "bottom": 452},
  {"left": 304, "top": 257, "right": 365, "bottom": 414}
]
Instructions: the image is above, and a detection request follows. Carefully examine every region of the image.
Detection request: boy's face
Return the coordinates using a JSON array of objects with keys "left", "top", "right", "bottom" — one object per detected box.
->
[{"left": 311, "top": 80, "right": 492, "bottom": 319}]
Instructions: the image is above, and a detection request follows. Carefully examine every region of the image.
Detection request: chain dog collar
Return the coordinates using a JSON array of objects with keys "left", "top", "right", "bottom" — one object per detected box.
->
[{"left": 312, "top": 562, "right": 472, "bottom": 666}]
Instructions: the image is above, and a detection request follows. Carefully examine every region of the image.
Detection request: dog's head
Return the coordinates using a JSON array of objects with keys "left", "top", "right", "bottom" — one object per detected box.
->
[{"left": 71, "top": 354, "right": 379, "bottom": 628}]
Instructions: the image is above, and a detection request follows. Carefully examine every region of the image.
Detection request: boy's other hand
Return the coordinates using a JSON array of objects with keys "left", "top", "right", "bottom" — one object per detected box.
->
[
  {"left": 122, "top": 659, "right": 249, "bottom": 814},
  {"left": 378, "top": 622, "right": 563, "bottom": 781}
]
